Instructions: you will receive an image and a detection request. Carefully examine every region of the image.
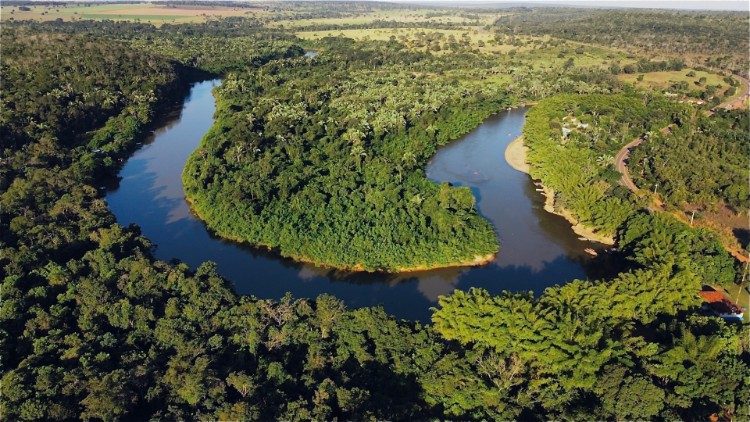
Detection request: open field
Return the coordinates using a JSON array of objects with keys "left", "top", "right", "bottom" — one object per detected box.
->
[
  {"left": 1, "top": 3, "right": 632, "bottom": 71},
  {"left": 1, "top": 3, "right": 258, "bottom": 25},
  {"left": 297, "top": 25, "right": 631, "bottom": 70},
  {"left": 518, "top": 43, "right": 631, "bottom": 69},
  {"left": 619, "top": 69, "right": 726, "bottom": 89},
  {"left": 296, "top": 27, "right": 534, "bottom": 53},
  {"left": 272, "top": 9, "right": 504, "bottom": 28},
  {"left": 618, "top": 69, "right": 739, "bottom": 102},
  {"left": 2, "top": 4, "right": 506, "bottom": 27}
]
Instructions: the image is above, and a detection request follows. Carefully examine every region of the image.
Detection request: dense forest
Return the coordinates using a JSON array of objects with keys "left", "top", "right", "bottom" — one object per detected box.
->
[
  {"left": 183, "top": 39, "right": 509, "bottom": 271},
  {"left": 1, "top": 3, "right": 749, "bottom": 420}
]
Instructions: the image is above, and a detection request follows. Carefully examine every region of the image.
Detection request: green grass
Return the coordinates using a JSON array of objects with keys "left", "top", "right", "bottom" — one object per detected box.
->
[
  {"left": 296, "top": 26, "right": 628, "bottom": 70},
  {"left": 618, "top": 69, "right": 736, "bottom": 102},
  {"left": 721, "top": 283, "right": 749, "bottom": 316},
  {"left": 619, "top": 69, "right": 725, "bottom": 88},
  {"left": 296, "top": 28, "right": 556, "bottom": 55}
]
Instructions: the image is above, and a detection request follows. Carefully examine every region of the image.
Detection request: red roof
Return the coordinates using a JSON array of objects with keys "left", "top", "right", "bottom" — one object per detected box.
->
[
  {"left": 699, "top": 290, "right": 745, "bottom": 315},
  {"left": 699, "top": 291, "right": 726, "bottom": 303}
]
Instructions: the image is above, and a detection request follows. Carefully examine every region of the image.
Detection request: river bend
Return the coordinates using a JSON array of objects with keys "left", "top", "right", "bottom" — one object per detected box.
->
[{"left": 106, "top": 79, "right": 598, "bottom": 321}]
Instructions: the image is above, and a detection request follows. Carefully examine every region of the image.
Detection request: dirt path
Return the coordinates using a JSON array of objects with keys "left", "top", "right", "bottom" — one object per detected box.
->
[
  {"left": 614, "top": 137, "right": 644, "bottom": 195},
  {"left": 615, "top": 124, "right": 676, "bottom": 196},
  {"left": 613, "top": 126, "right": 749, "bottom": 263},
  {"left": 716, "top": 74, "right": 750, "bottom": 110}
]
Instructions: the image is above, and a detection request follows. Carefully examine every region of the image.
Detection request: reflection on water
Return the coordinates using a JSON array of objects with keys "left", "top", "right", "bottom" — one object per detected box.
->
[
  {"left": 426, "top": 110, "right": 596, "bottom": 273},
  {"left": 106, "top": 80, "right": 601, "bottom": 321}
]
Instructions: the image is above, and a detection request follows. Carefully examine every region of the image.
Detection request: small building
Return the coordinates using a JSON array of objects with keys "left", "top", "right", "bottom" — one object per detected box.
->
[{"left": 699, "top": 289, "right": 744, "bottom": 321}]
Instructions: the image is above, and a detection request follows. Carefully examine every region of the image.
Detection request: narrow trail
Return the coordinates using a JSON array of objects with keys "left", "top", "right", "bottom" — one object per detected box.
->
[
  {"left": 614, "top": 137, "right": 644, "bottom": 195},
  {"left": 716, "top": 74, "right": 750, "bottom": 111},
  {"left": 613, "top": 124, "right": 749, "bottom": 263},
  {"left": 614, "top": 125, "right": 673, "bottom": 197}
]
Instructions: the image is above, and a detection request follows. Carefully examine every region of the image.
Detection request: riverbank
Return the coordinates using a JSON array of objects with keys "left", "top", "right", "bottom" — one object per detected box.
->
[
  {"left": 504, "top": 136, "right": 615, "bottom": 245},
  {"left": 538, "top": 184, "right": 615, "bottom": 245},
  {"left": 395, "top": 253, "right": 496, "bottom": 273},
  {"left": 504, "top": 136, "right": 530, "bottom": 173}
]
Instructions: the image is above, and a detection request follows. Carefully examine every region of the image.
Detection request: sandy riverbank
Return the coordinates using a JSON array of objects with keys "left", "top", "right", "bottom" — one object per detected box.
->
[
  {"left": 504, "top": 136, "right": 530, "bottom": 173},
  {"left": 394, "top": 253, "right": 496, "bottom": 273},
  {"left": 504, "top": 136, "right": 615, "bottom": 245},
  {"left": 538, "top": 184, "right": 615, "bottom": 245}
]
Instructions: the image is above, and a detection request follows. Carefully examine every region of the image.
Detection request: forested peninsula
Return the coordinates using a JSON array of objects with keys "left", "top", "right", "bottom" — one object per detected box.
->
[{"left": 183, "top": 40, "right": 509, "bottom": 271}]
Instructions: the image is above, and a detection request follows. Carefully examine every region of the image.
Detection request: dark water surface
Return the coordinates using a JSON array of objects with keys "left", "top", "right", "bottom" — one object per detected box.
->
[{"left": 107, "top": 80, "right": 599, "bottom": 321}]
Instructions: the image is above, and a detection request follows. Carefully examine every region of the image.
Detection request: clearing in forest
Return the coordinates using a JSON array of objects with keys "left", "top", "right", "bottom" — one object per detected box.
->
[{"left": 1, "top": 3, "right": 257, "bottom": 25}]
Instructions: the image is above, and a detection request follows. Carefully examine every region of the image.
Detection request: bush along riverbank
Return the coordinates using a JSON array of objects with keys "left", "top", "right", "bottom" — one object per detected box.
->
[{"left": 505, "top": 134, "right": 614, "bottom": 244}]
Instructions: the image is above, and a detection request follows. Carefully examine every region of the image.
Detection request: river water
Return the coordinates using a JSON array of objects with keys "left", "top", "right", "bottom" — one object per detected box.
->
[{"left": 106, "top": 79, "right": 599, "bottom": 321}]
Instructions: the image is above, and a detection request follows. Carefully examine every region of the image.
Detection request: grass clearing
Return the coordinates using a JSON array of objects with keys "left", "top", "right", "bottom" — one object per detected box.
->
[
  {"left": 518, "top": 44, "right": 630, "bottom": 70},
  {"left": 298, "top": 26, "right": 629, "bottom": 71},
  {"left": 2, "top": 3, "right": 257, "bottom": 25},
  {"left": 617, "top": 68, "right": 745, "bottom": 102},
  {"left": 618, "top": 69, "right": 744, "bottom": 103},
  {"left": 272, "top": 9, "right": 503, "bottom": 28},
  {"left": 618, "top": 69, "right": 726, "bottom": 88}
]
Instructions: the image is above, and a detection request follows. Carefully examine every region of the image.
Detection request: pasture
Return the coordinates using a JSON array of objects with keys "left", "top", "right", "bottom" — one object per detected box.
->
[
  {"left": 1, "top": 3, "right": 258, "bottom": 25},
  {"left": 272, "top": 9, "right": 502, "bottom": 28},
  {"left": 619, "top": 69, "right": 738, "bottom": 101},
  {"left": 297, "top": 27, "right": 552, "bottom": 55},
  {"left": 619, "top": 69, "right": 726, "bottom": 89}
]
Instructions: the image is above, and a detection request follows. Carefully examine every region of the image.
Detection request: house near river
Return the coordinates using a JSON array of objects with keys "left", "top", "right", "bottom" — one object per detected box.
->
[{"left": 699, "top": 288, "right": 745, "bottom": 321}]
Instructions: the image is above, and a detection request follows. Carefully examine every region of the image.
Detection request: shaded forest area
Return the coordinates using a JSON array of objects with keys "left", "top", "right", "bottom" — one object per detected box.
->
[{"left": 1, "top": 7, "right": 749, "bottom": 421}]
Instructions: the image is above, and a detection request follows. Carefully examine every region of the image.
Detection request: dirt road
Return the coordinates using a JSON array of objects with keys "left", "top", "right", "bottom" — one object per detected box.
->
[
  {"left": 613, "top": 127, "right": 748, "bottom": 263},
  {"left": 614, "top": 137, "right": 644, "bottom": 195},
  {"left": 716, "top": 74, "right": 750, "bottom": 110}
]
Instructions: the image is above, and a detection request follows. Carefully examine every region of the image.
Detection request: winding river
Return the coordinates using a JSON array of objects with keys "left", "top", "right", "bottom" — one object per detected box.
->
[{"left": 106, "top": 79, "right": 601, "bottom": 321}]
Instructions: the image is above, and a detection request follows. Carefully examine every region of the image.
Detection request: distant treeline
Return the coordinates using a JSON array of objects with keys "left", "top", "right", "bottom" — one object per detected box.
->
[
  {"left": 280, "top": 19, "right": 468, "bottom": 32},
  {"left": 494, "top": 8, "right": 749, "bottom": 75},
  {"left": 614, "top": 58, "right": 685, "bottom": 74}
]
